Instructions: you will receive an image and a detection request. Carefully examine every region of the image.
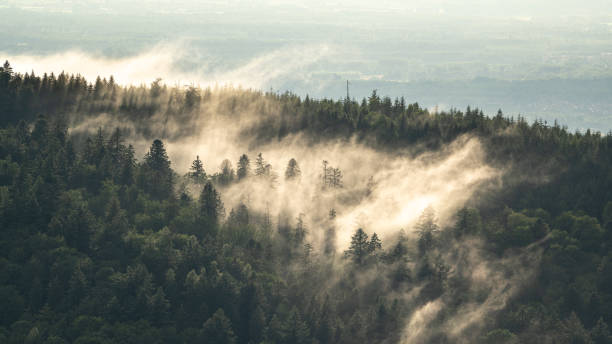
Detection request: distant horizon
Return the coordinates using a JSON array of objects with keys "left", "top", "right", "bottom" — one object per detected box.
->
[{"left": 2, "top": 0, "right": 611, "bottom": 130}]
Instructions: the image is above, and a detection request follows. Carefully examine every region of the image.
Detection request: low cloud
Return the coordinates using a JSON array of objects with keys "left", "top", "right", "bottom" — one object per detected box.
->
[{"left": 2, "top": 41, "right": 334, "bottom": 89}]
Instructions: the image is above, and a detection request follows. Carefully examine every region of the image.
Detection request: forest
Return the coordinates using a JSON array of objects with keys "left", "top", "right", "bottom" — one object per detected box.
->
[{"left": 1, "top": 60, "right": 612, "bottom": 343}]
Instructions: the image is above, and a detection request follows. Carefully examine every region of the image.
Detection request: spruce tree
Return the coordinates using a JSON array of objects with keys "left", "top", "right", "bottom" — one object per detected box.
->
[
  {"left": 368, "top": 233, "right": 382, "bottom": 253},
  {"left": 201, "top": 309, "right": 237, "bottom": 344},
  {"left": 141, "top": 139, "right": 173, "bottom": 199},
  {"left": 345, "top": 228, "right": 370, "bottom": 265},
  {"left": 417, "top": 207, "right": 439, "bottom": 256},
  {"left": 189, "top": 155, "right": 206, "bottom": 184},
  {"left": 237, "top": 154, "right": 250, "bottom": 180},
  {"left": 199, "top": 181, "right": 224, "bottom": 235},
  {"left": 255, "top": 153, "right": 266, "bottom": 176},
  {"left": 285, "top": 158, "right": 301, "bottom": 180}
]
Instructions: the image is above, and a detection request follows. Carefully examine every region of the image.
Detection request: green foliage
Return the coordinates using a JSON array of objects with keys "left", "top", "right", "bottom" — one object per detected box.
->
[
  {"left": 201, "top": 309, "right": 237, "bottom": 344},
  {"left": 188, "top": 155, "right": 206, "bottom": 184},
  {"left": 0, "top": 286, "right": 24, "bottom": 326},
  {"left": 454, "top": 207, "right": 482, "bottom": 238},
  {"left": 481, "top": 329, "right": 517, "bottom": 344},
  {"left": 416, "top": 207, "right": 439, "bottom": 256},
  {"left": 199, "top": 181, "right": 224, "bottom": 236},
  {"left": 1, "top": 65, "right": 612, "bottom": 343},
  {"left": 139, "top": 139, "right": 173, "bottom": 200}
]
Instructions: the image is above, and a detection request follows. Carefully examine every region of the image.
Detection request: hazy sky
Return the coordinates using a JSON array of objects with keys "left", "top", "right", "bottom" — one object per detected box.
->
[
  {"left": 1, "top": 0, "right": 611, "bottom": 130},
  {"left": 5, "top": 0, "right": 611, "bottom": 17}
]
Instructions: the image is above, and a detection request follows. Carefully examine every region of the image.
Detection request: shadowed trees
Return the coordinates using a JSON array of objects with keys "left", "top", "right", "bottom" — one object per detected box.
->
[
  {"left": 1, "top": 63, "right": 612, "bottom": 344},
  {"left": 199, "top": 181, "right": 224, "bottom": 236},
  {"left": 139, "top": 139, "right": 173, "bottom": 200}
]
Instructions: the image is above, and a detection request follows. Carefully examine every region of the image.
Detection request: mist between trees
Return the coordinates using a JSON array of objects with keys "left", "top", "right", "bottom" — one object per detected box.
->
[{"left": 1, "top": 62, "right": 612, "bottom": 343}]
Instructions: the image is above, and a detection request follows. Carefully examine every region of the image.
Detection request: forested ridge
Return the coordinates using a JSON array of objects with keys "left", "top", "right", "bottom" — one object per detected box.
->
[{"left": 1, "top": 60, "right": 612, "bottom": 344}]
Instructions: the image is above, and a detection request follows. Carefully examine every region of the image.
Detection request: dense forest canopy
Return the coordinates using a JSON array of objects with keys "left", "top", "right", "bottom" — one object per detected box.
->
[{"left": 1, "top": 61, "right": 612, "bottom": 343}]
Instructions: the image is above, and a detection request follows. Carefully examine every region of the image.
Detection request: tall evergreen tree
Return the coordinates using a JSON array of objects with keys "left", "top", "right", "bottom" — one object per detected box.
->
[
  {"left": 285, "top": 158, "right": 301, "bottom": 181},
  {"left": 237, "top": 154, "right": 250, "bottom": 180},
  {"left": 144, "top": 139, "right": 170, "bottom": 172},
  {"left": 201, "top": 309, "right": 237, "bottom": 344},
  {"left": 218, "top": 159, "right": 235, "bottom": 186},
  {"left": 140, "top": 139, "right": 173, "bottom": 199},
  {"left": 345, "top": 228, "right": 370, "bottom": 265},
  {"left": 255, "top": 153, "right": 267, "bottom": 176},
  {"left": 295, "top": 213, "right": 307, "bottom": 246},
  {"left": 199, "top": 181, "right": 224, "bottom": 235},
  {"left": 368, "top": 233, "right": 382, "bottom": 253},
  {"left": 189, "top": 155, "right": 206, "bottom": 184},
  {"left": 324, "top": 209, "right": 337, "bottom": 256},
  {"left": 416, "top": 207, "right": 439, "bottom": 256}
]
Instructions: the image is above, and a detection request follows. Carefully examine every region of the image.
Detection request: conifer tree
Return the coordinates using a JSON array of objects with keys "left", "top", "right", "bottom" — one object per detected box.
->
[
  {"left": 368, "top": 232, "right": 382, "bottom": 253},
  {"left": 200, "top": 181, "right": 224, "bottom": 234},
  {"left": 237, "top": 154, "right": 250, "bottom": 180},
  {"left": 345, "top": 228, "right": 369, "bottom": 265},
  {"left": 218, "top": 159, "right": 235, "bottom": 185},
  {"left": 417, "top": 207, "right": 439, "bottom": 256},
  {"left": 255, "top": 153, "right": 266, "bottom": 176},
  {"left": 285, "top": 158, "right": 301, "bottom": 180},
  {"left": 144, "top": 139, "right": 170, "bottom": 172},
  {"left": 285, "top": 308, "right": 311, "bottom": 344},
  {"left": 591, "top": 317, "right": 612, "bottom": 344},
  {"left": 141, "top": 139, "right": 173, "bottom": 199},
  {"left": 324, "top": 209, "right": 337, "bottom": 256},
  {"left": 295, "top": 213, "right": 307, "bottom": 246},
  {"left": 189, "top": 155, "right": 206, "bottom": 184},
  {"left": 201, "top": 309, "right": 237, "bottom": 344}
]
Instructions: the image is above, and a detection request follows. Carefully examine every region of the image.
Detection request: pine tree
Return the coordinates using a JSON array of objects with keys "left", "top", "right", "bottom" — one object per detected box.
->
[
  {"left": 229, "top": 203, "right": 249, "bottom": 227},
  {"left": 295, "top": 213, "right": 307, "bottom": 246},
  {"left": 387, "top": 229, "right": 408, "bottom": 263},
  {"left": 255, "top": 153, "right": 266, "bottom": 176},
  {"left": 201, "top": 309, "right": 237, "bottom": 344},
  {"left": 218, "top": 159, "right": 235, "bottom": 186},
  {"left": 185, "top": 86, "right": 201, "bottom": 110},
  {"left": 285, "top": 158, "right": 301, "bottom": 180},
  {"left": 189, "top": 155, "right": 206, "bottom": 184},
  {"left": 141, "top": 139, "right": 173, "bottom": 199},
  {"left": 120, "top": 144, "right": 136, "bottom": 185},
  {"left": 68, "top": 265, "right": 88, "bottom": 307},
  {"left": 144, "top": 139, "right": 171, "bottom": 172},
  {"left": 331, "top": 168, "right": 343, "bottom": 188},
  {"left": 200, "top": 181, "right": 224, "bottom": 234},
  {"left": 0, "top": 60, "right": 13, "bottom": 88},
  {"left": 265, "top": 163, "right": 278, "bottom": 186},
  {"left": 147, "top": 287, "right": 170, "bottom": 325},
  {"left": 324, "top": 209, "right": 337, "bottom": 256},
  {"left": 96, "top": 196, "right": 128, "bottom": 260},
  {"left": 93, "top": 76, "right": 104, "bottom": 98},
  {"left": 321, "top": 161, "right": 342, "bottom": 189},
  {"left": 591, "top": 318, "right": 612, "bottom": 344},
  {"left": 1, "top": 60, "right": 12, "bottom": 74},
  {"left": 368, "top": 233, "right": 382, "bottom": 253},
  {"left": 417, "top": 207, "right": 439, "bottom": 256},
  {"left": 266, "top": 315, "right": 284, "bottom": 343},
  {"left": 454, "top": 207, "right": 481, "bottom": 238},
  {"left": 237, "top": 154, "right": 250, "bottom": 180},
  {"left": 368, "top": 89, "right": 381, "bottom": 112},
  {"left": 248, "top": 306, "right": 266, "bottom": 343},
  {"left": 345, "top": 228, "right": 370, "bottom": 265},
  {"left": 284, "top": 307, "right": 311, "bottom": 344},
  {"left": 559, "top": 312, "right": 592, "bottom": 344}
]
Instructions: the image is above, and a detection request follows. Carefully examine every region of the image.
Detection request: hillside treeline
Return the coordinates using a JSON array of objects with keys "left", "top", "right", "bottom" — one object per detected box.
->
[{"left": 1, "top": 61, "right": 612, "bottom": 343}]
